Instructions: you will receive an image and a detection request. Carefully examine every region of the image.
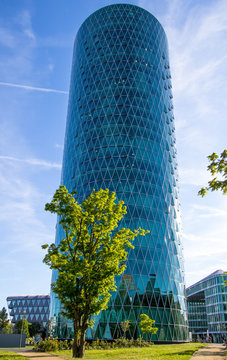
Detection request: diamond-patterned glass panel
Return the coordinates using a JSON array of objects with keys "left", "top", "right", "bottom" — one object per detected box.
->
[
  {"left": 6, "top": 295, "right": 50, "bottom": 328},
  {"left": 51, "top": 4, "right": 188, "bottom": 342}
]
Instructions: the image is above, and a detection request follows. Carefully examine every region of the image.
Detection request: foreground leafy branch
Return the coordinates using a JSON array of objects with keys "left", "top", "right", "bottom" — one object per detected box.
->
[
  {"left": 198, "top": 150, "right": 227, "bottom": 196},
  {"left": 43, "top": 186, "right": 148, "bottom": 358}
]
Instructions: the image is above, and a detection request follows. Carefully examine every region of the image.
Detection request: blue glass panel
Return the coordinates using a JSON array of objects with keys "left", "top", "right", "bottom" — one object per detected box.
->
[{"left": 51, "top": 3, "right": 188, "bottom": 342}]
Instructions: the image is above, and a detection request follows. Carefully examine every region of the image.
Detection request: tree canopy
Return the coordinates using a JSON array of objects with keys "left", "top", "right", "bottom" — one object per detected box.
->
[
  {"left": 198, "top": 150, "right": 227, "bottom": 196},
  {"left": 28, "top": 322, "right": 41, "bottom": 337},
  {"left": 0, "top": 307, "right": 9, "bottom": 331},
  {"left": 139, "top": 314, "right": 158, "bottom": 339},
  {"left": 43, "top": 186, "right": 148, "bottom": 358},
  {"left": 120, "top": 320, "right": 130, "bottom": 338},
  {"left": 15, "top": 318, "right": 30, "bottom": 337}
]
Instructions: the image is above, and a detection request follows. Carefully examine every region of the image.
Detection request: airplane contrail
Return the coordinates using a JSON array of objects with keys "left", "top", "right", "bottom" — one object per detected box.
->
[{"left": 0, "top": 81, "right": 68, "bottom": 94}]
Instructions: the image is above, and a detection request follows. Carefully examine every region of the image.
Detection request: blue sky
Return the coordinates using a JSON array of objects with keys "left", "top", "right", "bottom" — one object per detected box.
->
[{"left": 0, "top": 0, "right": 226, "bottom": 311}]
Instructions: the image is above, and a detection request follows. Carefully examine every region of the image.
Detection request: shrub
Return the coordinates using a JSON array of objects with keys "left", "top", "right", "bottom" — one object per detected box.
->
[
  {"left": 57, "top": 339, "right": 71, "bottom": 350},
  {"left": 86, "top": 338, "right": 154, "bottom": 349},
  {"left": 33, "top": 338, "right": 59, "bottom": 352},
  {"left": 26, "top": 337, "right": 34, "bottom": 345},
  {"left": 33, "top": 337, "right": 154, "bottom": 352}
]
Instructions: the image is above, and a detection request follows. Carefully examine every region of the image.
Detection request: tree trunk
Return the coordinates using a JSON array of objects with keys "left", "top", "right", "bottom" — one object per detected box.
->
[
  {"left": 78, "top": 329, "right": 86, "bottom": 358},
  {"left": 72, "top": 319, "right": 80, "bottom": 358},
  {"left": 72, "top": 338, "right": 80, "bottom": 358},
  {"left": 72, "top": 319, "right": 87, "bottom": 358}
]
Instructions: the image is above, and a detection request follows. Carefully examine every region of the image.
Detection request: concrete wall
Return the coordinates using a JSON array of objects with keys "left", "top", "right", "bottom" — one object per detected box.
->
[{"left": 0, "top": 334, "right": 26, "bottom": 347}]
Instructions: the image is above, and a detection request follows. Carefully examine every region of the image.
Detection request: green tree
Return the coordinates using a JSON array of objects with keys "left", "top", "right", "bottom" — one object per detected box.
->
[
  {"left": 120, "top": 320, "right": 130, "bottom": 339},
  {"left": 6, "top": 323, "right": 14, "bottom": 334},
  {"left": 0, "top": 307, "right": 9, "bottom": 331},
  {"left": 15, "top": 319, "right": 30, "bottom": 337},
  {"left": 139, "top": 314, "right": 158, "bottom": 340},
  {"left": 42, "top": 186, "right": 148, "bottom": 358},
  {"left": 28, "top": 322, "right": 41, "bottom": 337},
  {"left": 198, "top": 150, "right": 227, "bottom": 196}
]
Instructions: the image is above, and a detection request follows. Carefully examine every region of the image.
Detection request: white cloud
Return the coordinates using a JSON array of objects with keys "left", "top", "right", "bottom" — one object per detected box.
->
[
  {"left": 0, "top": 123, "right": 59, "bottom": 258},
  {"left": 48, "top": 63, "right": 54, "bottom": 72},
  {"left": 0, "top": 146, "right": 54, "bottom": 306},
  {"left": 179, "top": 167, "right": 209, "bottom": 186},
  {"left": 182, "top": 195, "right": 227, "bottom": 286},
  {"left": 17, "top": 10, "right": 36, "bottom": 41},
  {"left": 190, "top": 204, "right": 227, "bottom": 219},
  {"left": 0, "top": 10, "right": 37, "bottom": 83},
  {"left": 166, "top": 0, "right": 227, "bottom": 149},
  {"left": 0, "top": 170, "right": 54, "bottom": 250},
  {"left": 0, "top": 27, "right": 16, "bottom": 48},
  {"left": 55, "top": 143, "right": 64, "bottom": 149},
  {"left": 0, "top": 9, "right": 61, "bottom": 260},
  {"left": 184, "top": 232, "right": 227, "bottom": 255},
  {"left": 0, "top": 155, "right": 61, "bottom": 169},
  {"left": 183, "top": 227, "right": 227, "bottom": 286},
  {"left": 0, "top": 6, "right": 65, "bottom": 310}
]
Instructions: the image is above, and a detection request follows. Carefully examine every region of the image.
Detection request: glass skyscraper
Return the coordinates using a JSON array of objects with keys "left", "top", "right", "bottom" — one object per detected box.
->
[{"left": 51, "top": 4, "right": 188, "bottom": 342}]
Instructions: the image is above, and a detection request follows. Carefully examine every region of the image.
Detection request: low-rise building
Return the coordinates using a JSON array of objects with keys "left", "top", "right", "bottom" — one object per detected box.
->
[
  {"left": 186, "top": 270, "right": 227, "bottom": 343},
  {"left": 7, "top": 295, "right": 50, "bottom": 329}
]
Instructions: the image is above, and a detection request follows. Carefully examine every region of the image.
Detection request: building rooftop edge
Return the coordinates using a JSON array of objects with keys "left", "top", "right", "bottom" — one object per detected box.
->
[
  {"left": 7, "top": 295, "right": 50, "bottom": 299},
  {"left": 186, "top": 270, "right": 225, "bottom": 291},
  {"left": 77, "top": 3, "right": 165, "bottom": 38}
]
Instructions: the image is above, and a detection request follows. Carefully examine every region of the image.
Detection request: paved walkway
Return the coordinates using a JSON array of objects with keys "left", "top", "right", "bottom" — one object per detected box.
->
[
  {"left": 190, "top": 344, "right": 226, "bottom": 359},
  {"left": 0, "top": 348, "right": 65, "bottom": 360}
]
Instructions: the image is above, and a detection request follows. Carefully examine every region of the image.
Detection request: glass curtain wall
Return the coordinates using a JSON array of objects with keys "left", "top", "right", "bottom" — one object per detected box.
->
[
  {"left": 7, "top": 295, "right": 50, "bottom": 328},
  {"left": 50, "top": 4, "right": 188, "bottom": 342},
  {"left": 187, "top": 270, "right": 227, "bottom": 343}
]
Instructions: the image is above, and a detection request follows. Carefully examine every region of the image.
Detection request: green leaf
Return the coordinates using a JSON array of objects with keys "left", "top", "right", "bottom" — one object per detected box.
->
[
  {"left": 42, "top": 186, "right": 148, "bottom": 346},
  {"left": 198, "top": 149, "right": 227, "bottom": 196},
  {"left": 41, "top": 244, "right": 49, "bottom": 249}
]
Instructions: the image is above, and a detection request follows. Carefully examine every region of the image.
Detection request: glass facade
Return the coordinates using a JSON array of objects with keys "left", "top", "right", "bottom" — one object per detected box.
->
[
  {"left": 7, "top": 295, "right": 50, "bottom": 328},
  {"left": 51, "top": 4, "right": 188, "bottom": 342},
  {"left": 187, "top": 270, "right": 227, "bottom": 343}
]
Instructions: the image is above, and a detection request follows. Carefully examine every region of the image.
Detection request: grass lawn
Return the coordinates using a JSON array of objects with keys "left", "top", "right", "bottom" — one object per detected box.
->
[
  {"left": 55, "top": 343, "right": 204, "bottom": 360},
  {"left": 0, "top": 352, "right": 28, "bottom": 360}
]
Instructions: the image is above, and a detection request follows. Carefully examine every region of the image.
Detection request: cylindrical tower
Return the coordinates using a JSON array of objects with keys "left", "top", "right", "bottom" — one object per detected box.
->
[{"left": 51, "top": 4, "right": 188, "bottom": 342}]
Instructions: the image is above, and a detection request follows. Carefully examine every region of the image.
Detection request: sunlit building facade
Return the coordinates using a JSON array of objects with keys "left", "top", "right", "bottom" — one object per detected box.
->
[
  {"left": 51, "top": 4, "right": 188, "bottom": 341},
  {"left": 7, "top": 295, "right": 50, "bottom": 329},
  {"left": 187, "top": 270, "right": 227, "bottom": 343}
]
